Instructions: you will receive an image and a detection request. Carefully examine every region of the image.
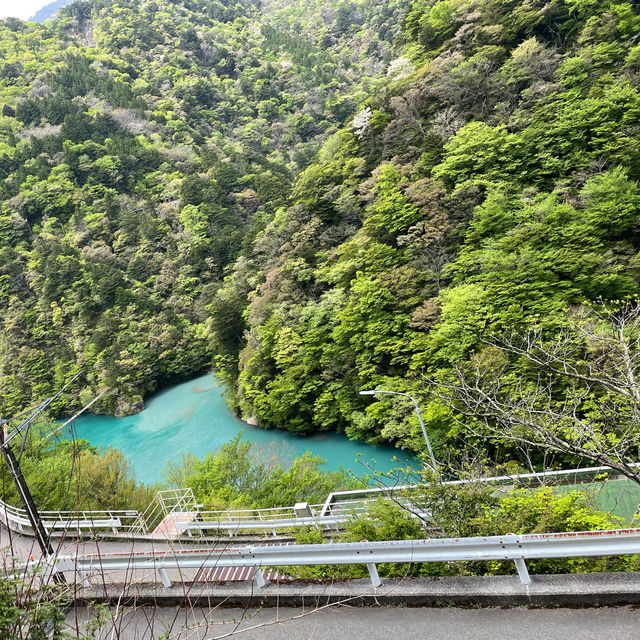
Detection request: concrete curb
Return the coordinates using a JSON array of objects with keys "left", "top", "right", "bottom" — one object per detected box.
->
[{"left": 77, "top": 571, "right": 640, "bottom": 608}]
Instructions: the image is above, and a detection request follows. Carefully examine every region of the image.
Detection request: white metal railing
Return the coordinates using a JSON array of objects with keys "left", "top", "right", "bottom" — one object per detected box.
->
[
  {"left": 0, "top": 493, "right": 420, "bottom": 539},
  {"left": 132, "top": 488, "right": 197, "bottom": 533},
  {"left": 0, "top": 497, "right": 140, "bottom": 535},
  {"left": 176, "top": 503, "right": 324, "bottom": 537},
  {"left": 320, "top": 462, "right": 640, "bottom": 515},
  {"left": 0, "top": 489, "right": 203, "bottom": 538},
  {"left": 0, "top": 487, "right": 197, "bottom": 537},
  {"left": 168, "top": 462, "right": 640, "bottom": 535},
  {"left": 4, "top": 459, "right": 638, "bottom": 540},
  {"left": 156, "top": 488, "right": 197, "bottom": 514},
  {"left": 176, "top": 500, "right": 411, "bottom": 537},
  {"left": 45, "top": 527, "right": 640, "bottom": 589},
  {"left": 178, "top": 498, "right": 429, "bottom": 537}
]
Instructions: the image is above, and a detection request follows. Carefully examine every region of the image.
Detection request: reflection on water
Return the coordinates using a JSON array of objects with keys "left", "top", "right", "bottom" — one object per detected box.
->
[{"left": 71, "top": 373, "right": 417, "bottom": 484}]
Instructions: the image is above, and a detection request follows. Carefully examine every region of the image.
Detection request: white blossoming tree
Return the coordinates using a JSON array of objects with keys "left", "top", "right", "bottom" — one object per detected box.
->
[{"left": 352, "top": 106, "right": 372, "bottom": 138}]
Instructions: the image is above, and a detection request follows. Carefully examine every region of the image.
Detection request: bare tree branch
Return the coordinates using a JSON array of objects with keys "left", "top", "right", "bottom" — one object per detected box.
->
[{"left": 426, "top": 303, "right": 640, "bottom": 485}]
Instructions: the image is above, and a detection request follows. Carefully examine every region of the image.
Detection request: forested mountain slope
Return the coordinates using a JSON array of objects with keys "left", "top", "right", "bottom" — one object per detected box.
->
[
  {"left": 216, "top": 0, "right": 640, "bottom": 461},
  {"left": 0, "top": 0, "right": 408, "bottom": 416},
  {"left": 3, "top": 0, "right": 640, "bottom": 472}
]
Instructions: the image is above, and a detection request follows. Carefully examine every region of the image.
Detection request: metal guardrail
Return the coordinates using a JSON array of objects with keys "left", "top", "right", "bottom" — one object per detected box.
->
[
  {"left": 0, "top": 489, "right": 198, "bottom": 538},
  {"left": 176, "top": 503, "right": 326, "bottom": 537},
  {"left": 47, "top": 527, "right": 640, "bottom": 589},
  {"left": 0, "top": 497, "right": 140, "bottom": 536},
  {"left": 132, "top": 488, "right": 197, "bottom": 534},
  {"left": 177, "top": 463, "right": 640, "bottom": 535},
  {"left": 0, "top": 491, "right": 419, "bottom": 539}
]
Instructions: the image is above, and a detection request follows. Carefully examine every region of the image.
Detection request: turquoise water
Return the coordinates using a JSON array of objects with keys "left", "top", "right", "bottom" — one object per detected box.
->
[{"left": 70, "top": 373, "right": 417, "bottom": 485}]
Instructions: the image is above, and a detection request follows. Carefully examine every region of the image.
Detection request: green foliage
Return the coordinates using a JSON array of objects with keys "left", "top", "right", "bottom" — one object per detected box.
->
[
  {"left": 364, "top": 164, "right": 420, "bottom": 235},
  {"left": 0, "top": 574, "right": 65, "bottom": 640},
  {"left": 410, "top": 470, "right": 500, "bottom": 537},
  {"left": 0, "top": 569, "right": 109, "bottom": 639},
  {"left": 4, "top": 0, "right": 640, "bottom": 489},
  {"left": 474, "top": 487, "right": 629, "bottom": 575},
  {"left": 284, "top": 480, "right": 633, "bottom": 580},
  {"left": 0, "top": 421, "right": 154, "bottom": 512},
  {"left": 481, "top": 487, "right": 619, "bottom": 535},
  {"left": 221, "top": 0, "right": 640, "bottom": 477},
  {"left": 175, "top": 433, "right": 361, "bottom": 509},
  {"left": 0, "top": 0, "right": 407, "bottom": 419},
  {"left": 342, "top": 498, "right": 425, "bottom": 541},
  {"left": 283, "top": 499, "right": 427, "bottom": 579}
]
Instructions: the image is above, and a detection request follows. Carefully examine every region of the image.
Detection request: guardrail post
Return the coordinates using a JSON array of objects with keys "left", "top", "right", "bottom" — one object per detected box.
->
[
  {"left": 367, "top": 563, "right": 381, "bottom": 588},
  {"left": 253, "top": 567, "right": 266, "bottom": 588},
  {"left": 504, "top": 534, "right": 531, "bottom": 585},
  {"left": 158, "top": 567, "right": 172, "bottom": 588},
  {"left": 78, "top": 570, "right": 90, "bottom": 588},
  {"left": 513, "top": 558, "right": 531, "bottom": 585}
]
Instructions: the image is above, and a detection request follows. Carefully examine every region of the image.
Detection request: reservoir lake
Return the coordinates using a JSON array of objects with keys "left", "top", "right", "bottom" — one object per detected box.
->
[{"left": 70, "top": 373, "right": 417, "bottom": 484}]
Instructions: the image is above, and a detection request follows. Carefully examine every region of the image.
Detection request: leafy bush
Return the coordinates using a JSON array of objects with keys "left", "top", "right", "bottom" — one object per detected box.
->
[
  {"left": 0, "top": 422, "right": 154, "bottom": 512},
  {"left": 282, "top": 481, "right": 637, "bottom": 580},
  {"left": 174, "top": 433, "right": 361, "bottom": 509}
]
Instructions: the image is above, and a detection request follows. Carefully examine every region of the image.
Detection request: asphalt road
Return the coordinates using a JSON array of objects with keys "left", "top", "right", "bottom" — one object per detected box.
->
[{"left": 68, "top": 604, "right": 640, "bottom": 639}]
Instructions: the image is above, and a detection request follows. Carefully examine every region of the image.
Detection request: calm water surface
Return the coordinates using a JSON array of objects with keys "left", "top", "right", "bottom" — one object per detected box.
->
[{"left": 71, "top": 373, "right": 417, "bottom": 484}]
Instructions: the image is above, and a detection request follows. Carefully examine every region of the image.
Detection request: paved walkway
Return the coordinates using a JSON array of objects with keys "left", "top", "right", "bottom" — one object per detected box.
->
[{"left": 0, "top": 525, "right": 282, "bottom": 586}]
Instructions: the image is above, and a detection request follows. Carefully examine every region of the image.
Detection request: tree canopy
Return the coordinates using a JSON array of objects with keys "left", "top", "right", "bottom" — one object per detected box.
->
[{"left": 2, "top": 0, "right": 640, "bottom": 478}]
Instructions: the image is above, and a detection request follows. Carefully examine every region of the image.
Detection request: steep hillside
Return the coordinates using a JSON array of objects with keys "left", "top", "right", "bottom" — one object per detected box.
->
[
  {"left": 219, "top": 0, "right": 640, "bottom": 461},
  {"left": 0, "top": 0, "right": 408, "bottom": 416},
  {"left": 4, "top": 0, "right": 640, "bottom": 472}
]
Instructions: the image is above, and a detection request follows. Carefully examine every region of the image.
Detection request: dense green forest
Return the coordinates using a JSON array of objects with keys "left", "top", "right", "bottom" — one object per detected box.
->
[
  {"left": 2, "top": 0, "right": 640, "bottom": 477},
  {"left": 218, "top": 0, "right": 640, "bottom": 470},
  {"left": 0, "top": 0, "right": 408, "bottom": 416}
]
